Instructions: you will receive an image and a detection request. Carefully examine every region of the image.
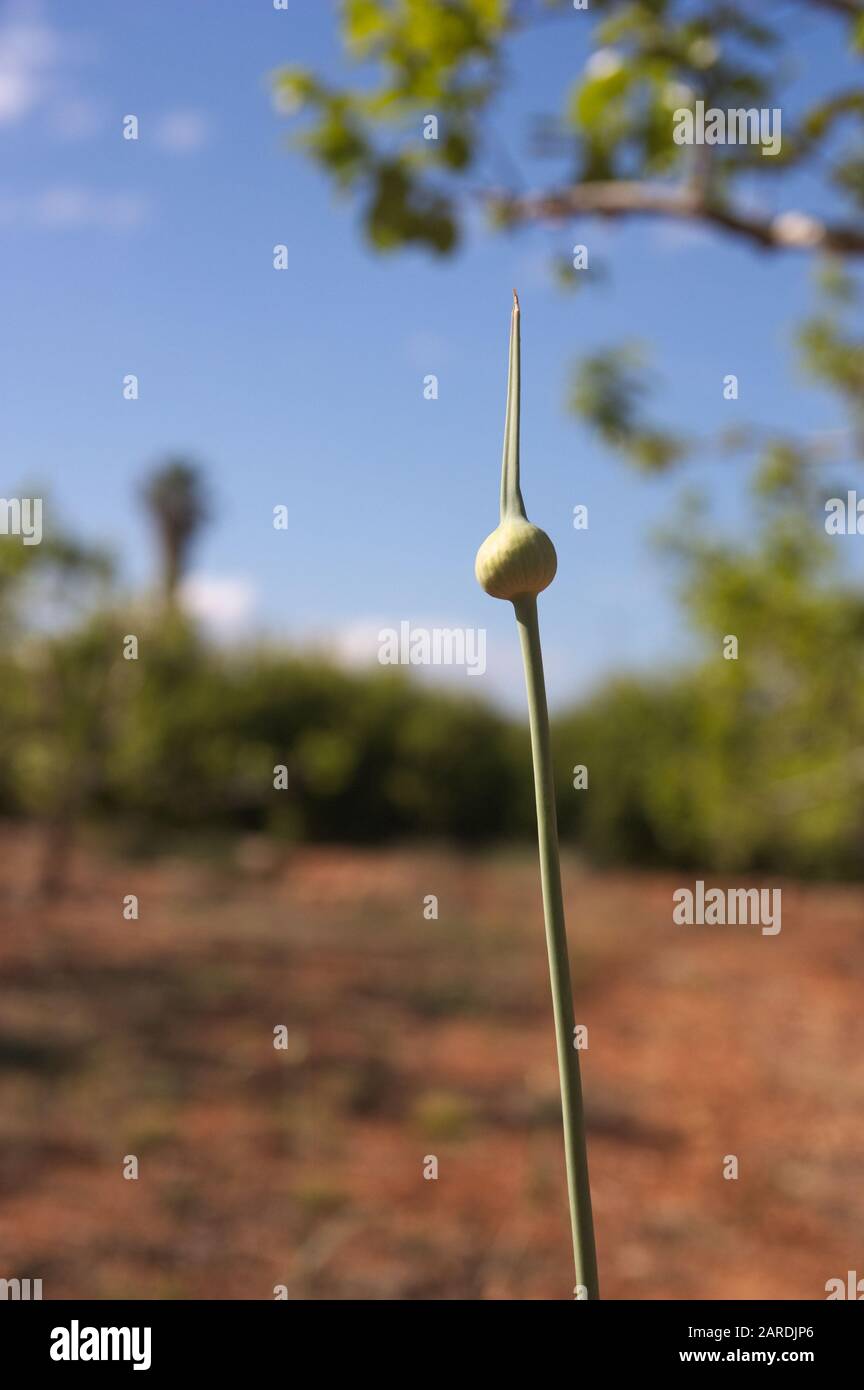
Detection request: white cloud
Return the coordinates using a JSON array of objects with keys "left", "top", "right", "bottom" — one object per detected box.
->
[
  {"left": 586, "top": 48, "right": 624, "bottom": 80},
  {"left": 0, "top": 185, "right": 151, "bottom": 230},
  {"left": 0, "top": 0, "right": 68, "bottom": 126},
  {"left": 320, "top": 618, "right": 390, "bottom": 669},
  {"left": 301, "top": 616, "right": 512, "bottom": 695},
  {"left": 181, "top": 575, "right": 257, "bottom": 632},
  {"left": 154, "top": 109, "right": 210, "bottom": 154},
  {"left": 0, "top": 62, "right": 35, "bottom": 122}
]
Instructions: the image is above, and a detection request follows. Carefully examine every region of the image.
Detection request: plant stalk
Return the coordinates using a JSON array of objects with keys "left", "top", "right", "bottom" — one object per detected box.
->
[{"left": 514, "top": 591, "right": 599, "bottom": 1299}]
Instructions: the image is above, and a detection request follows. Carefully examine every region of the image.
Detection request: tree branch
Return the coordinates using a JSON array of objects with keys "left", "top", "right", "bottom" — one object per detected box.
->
[
  {"left": 490, "top": 180, "right": 864, "bottom": 255},
  {"left": 804, "top": 0, "right": 863, "bottom": 18}
]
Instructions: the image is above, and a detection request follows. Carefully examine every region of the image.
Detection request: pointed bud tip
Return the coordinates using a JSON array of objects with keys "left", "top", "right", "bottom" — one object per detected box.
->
[{"left": 512, "top": 288, "right": 520, "bottom": 312}]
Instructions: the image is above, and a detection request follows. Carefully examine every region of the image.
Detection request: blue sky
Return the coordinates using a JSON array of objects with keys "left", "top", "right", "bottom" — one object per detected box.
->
[{"left": 0, "top": 0, "right": 857, "bottom": 707}]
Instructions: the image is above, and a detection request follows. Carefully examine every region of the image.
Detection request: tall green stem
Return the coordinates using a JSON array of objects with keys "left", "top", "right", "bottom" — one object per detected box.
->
[
  {"left": 475, "top": 291, "right": 599, "bottom": 1295},
  {"left": 514, "top": 592, "right": 599, "bottom": 1299}
]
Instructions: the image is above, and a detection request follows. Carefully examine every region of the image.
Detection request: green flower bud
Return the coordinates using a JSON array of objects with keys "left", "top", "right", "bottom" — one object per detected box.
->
[
  {"left": 475, "top": 292, "right": 559, "bottom": 603},
  {"left": 475, "top": 518, "right": 557, "bottom": 600}
]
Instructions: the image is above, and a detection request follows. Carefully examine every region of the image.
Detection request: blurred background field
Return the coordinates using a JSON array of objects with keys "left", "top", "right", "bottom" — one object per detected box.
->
[
  {"left": 3, "top": 488, "right": 863, "bottom": 1298},
  {"left": 1, "top": 827, "right": 861, "bottom": 1299},
  {"left": 1, "top": 486, "right": 861, "bottom": 1303}
]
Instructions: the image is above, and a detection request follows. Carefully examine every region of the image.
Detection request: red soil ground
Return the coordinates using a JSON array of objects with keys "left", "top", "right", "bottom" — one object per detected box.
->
[{"left": 0, "top": 826, "right": 861, "bottom": 1299}]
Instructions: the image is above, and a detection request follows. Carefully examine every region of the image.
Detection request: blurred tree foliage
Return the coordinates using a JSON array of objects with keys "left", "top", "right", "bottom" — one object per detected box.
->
[
  {"left": 273, "top": 1, "right": 864, "bottom": 257},
  {"left": 262, "top": 0, "right": 864, "bottom": 877},
  {"left": 0, "top": 529, "right": 530, "bottom": 865},
  {"left": 4, "top": 487, "right": 864, "bottom": 876},
  {"left": 141, "top": 459, "right": 210, "bottom": 604},
  {"left": 4, "top": 5, "right": 864, "bottom": 880}
]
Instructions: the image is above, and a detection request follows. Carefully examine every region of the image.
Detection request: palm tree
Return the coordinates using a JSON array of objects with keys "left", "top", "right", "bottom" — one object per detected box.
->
[{"left": 141, "top": 460, "right": 210, "bottom": 603}]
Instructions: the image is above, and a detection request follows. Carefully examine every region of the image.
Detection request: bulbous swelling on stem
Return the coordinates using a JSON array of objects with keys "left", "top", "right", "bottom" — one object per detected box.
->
[{"left": 475, "top": 517, "right": 557, "bottom": 600}]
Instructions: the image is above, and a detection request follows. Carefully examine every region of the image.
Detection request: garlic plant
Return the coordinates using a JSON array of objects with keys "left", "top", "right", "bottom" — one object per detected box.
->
[{"left": 476, "top": 293, "right": 599, "bottom": 1299}]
